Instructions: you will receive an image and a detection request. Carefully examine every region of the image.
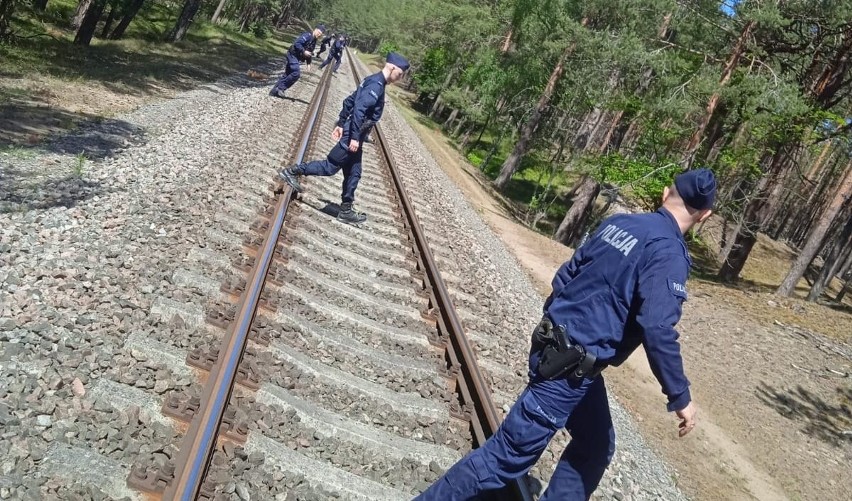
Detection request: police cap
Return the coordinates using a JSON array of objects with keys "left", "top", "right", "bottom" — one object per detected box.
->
[
  {"left": 316, "top": 24, "right": 326, "bottom": 33},
  {"left": 674, "top": 168, "right": 716, "bottom": 210},
  {"left": 386, "top": 52, "right": 410, "bottom": 71}
]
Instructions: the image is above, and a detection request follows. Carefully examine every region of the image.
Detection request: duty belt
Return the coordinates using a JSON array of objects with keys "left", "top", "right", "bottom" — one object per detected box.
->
[{"left": 531, "top": 317, "right": 604, "bottom": 381}]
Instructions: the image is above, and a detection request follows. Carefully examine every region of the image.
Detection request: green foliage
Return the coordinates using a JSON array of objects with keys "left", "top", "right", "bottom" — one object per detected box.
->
[
  {"left": 250, "top": 21, "right": 269, "bottom": 39},
  {"left": 414, "top": 46, "right": 449, "bottom": 94},
  {"left": 377, "top": 40, "right": 398, "bottom": 57},
  {"left": 72, "top": 152, "right": 86, "bottom": 177},
  {"left": 591, "top": 154, "right": 681, "bottom": 211}
]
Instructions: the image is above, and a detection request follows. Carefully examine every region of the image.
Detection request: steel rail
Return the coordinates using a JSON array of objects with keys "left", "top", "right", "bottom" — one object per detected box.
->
[
  {"left": 162, "top": 66, "right": 334, "bottom": 501},
  {"left": 343, "top": 49, "right": 534, "bottom": 501}
]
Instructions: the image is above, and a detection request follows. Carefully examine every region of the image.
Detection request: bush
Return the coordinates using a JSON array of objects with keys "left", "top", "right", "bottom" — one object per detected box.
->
[{"left": 250, "top": 22, "right": 269, "bottom": 39}]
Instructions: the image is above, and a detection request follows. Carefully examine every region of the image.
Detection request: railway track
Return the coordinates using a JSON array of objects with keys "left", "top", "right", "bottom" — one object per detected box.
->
[{"left": 15, "top": 51, "right": 533, "bottom": 500}]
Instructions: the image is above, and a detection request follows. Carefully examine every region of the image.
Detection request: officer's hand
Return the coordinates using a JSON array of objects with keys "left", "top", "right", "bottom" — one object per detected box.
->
[
  {"left": 303, "top": 50, "right": 312, "bottom": 59},
  {"left": 348, "top": 140, "right": 360, "bottom": 152},
  {"left": 675, "top": 401, "right": 697, "bottom": 437},
  {"left": 332, "top": 127, "right": 343, "bottom": 141}
]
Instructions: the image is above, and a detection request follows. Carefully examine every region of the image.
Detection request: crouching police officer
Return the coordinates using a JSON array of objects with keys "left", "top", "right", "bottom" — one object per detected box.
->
[
  {"left": 320, "top": 34, "right": 347, "bottom": 74},
  {"left": 269, "top": 24, "right": 326, "bottom": 99},
  {"left": 416, "top": 168, "right": 717, "bottom": 500},
  {"left": 277, "top": 52, "right": 410, "bottom": 224}
]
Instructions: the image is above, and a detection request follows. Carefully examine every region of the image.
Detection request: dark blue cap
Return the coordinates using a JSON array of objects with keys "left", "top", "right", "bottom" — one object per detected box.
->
[
  {"left": 386, "top": 52, "right": 410, "bottom": 71},
  {"left": 316, "top": 24, "right": 326, "bottom": 33},
  {"left": 674, "top": 168, "right": 717, "bottom": 210}
]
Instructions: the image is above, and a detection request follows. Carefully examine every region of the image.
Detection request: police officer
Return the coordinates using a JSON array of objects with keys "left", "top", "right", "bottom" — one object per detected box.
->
[
  {"left": 416, "top": 168, "right": 717, "bottom": 500},
  {"left": 319, "top": 34, "right": 346, "bottom": 73},
  {"left": 316, "top": 32, "right": 335, "bottom": 57},
  {"left": 277, "top": 53, "right": 411, "bottom": 224},
  {"left": 269, "top": 24, "right": 326, "bottom": 99}
]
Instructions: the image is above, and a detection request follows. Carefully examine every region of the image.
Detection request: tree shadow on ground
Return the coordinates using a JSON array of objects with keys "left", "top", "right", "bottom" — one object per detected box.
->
[
  {"left": 0, "top": 164, "right": 104, "bottom": 213},
  {"left": 755, "top": 382, "right": 852, "bottom": 447},
  {"left": 0, "top": 98, "right": 146, "bottom": 158},
  {"left": 0, "top": 20, "right": 283, "bottom": 97}
]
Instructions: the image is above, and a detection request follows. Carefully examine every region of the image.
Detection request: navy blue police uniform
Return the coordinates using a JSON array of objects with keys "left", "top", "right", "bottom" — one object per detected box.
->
[
  {"left": 316, "top": 33, "right": 334, "bottom": 56},
  {"left": 279, "top": 53, "right": 411, "bottom": 222},
  {"left": 416, "top": 169, "right": 717, "bottom": 500},
  {"left": 270, "top": 25, "right": 325, "bottom": 97},
  {"left": 320, "top": 37, "right": 346, "bottom": 73}
]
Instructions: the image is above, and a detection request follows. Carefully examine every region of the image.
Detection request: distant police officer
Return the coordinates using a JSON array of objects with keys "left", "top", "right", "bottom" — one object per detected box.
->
[
  {"left": 277, "top": 52, "right": 411, "bottom": 224},
  {"left": 416, "top": 168, "right": 717, "bottom": 500},
  {"left": 319, "top": 34, "right": 347, "bottom": 73},
  {"left": 316, "top": 32, "right": 335, "bottom": 57},
  {"left": 269, "top": 24, "right": 326, "bottom": 99}
]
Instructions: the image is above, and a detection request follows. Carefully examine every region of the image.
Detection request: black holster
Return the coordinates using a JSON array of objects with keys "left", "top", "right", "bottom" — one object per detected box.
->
[{"left": 531, "top": 317, "right": 599, "bottom": 381}]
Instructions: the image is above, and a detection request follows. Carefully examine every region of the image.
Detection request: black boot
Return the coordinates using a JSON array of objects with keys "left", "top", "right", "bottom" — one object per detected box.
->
[
  {"left": 337, "top": 202, "right": 367, "bottom": 224},
  {"left": 278, "top": 166, "right": 303, "bottom": 192}
]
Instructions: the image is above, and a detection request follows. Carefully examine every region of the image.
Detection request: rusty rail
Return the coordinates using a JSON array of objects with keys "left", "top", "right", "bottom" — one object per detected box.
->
[
  {"left": 161, "top": 66, "right": 334, "bottom": 501},
  {"left": 344, "top": 49, "right": 534, "bottom": 501}
]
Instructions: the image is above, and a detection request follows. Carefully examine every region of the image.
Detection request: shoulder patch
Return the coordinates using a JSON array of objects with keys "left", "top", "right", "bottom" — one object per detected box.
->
[{"left": 667, "top": 278, "right": 688, "bottom": 301}]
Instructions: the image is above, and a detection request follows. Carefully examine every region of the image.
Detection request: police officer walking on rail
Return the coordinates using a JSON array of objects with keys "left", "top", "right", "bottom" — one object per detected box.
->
[
  {"left": 277, "top": 52, "right": 411, "bottom": 224},
  {"left": 269, "top": 24, "right": 326, "bottom": 99},
  {"left": 319, "top": 33, "right": 347, "bottom": 74},
  {"left": 416, "top": 169, "right": 717, "bottom": 500}
]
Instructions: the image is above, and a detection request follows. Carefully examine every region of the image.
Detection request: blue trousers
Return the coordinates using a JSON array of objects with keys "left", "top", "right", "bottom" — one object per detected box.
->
[
  {"left": 415, "top": 350, "right": 616, "bottom": 501},
  {"left": 272, "top": 54, "right": 301, "bottom": 92},
  {"left": 320, "top": 52, "right": 342, "bottom": 73},
  {"left": 298, "top": 142, "right": 362, "bottom": 203}
]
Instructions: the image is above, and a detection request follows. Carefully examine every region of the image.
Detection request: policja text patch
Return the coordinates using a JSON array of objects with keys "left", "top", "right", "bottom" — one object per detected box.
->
[{"left": 598, "top": 224, "right": 638, "bottom": 256}]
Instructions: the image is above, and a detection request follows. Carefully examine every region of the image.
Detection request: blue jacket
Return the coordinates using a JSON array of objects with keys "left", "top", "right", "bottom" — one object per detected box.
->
[
  {"left": 330, "top": 39, "right": 345, "bottom": 56},
  {"left": 289, "top": 31, "right": 316, "bottom": 61},
  {"left": 336, "top": 72, "right": 386, "bottom": 147},
  {"left": 544, "top": 208, "right": 692, "bottom": 411}
]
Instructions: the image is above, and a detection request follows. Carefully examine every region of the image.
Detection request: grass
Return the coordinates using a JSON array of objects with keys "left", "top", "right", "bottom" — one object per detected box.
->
[
  {"left": 72, "top": 152, "right": 86, "bottom": 177},
  {"left": 0, "top": 1, "right": 290, "bottom": 146}
]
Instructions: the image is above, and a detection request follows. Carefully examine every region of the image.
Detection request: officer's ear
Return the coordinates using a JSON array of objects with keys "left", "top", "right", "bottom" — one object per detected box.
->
[
  {"left": 697, "top": 209, "right": 712, "bottom": 223},
  {"left": 662, "top": 186, "right": 671, "bottom": 204}
]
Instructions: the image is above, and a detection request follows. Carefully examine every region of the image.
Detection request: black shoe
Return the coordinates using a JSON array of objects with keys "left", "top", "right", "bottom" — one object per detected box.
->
[
  {"left": 278, "top": 168, "right": 303, "bottom": 192},
  {"left": 337, "top": 203, "right": 367, "bottom": 224},
  {"left": 269, "top": 88, "right": 286, "bottom": 99}
]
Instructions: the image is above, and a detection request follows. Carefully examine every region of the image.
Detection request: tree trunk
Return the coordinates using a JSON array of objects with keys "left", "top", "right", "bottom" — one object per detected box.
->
[
  {"left": 501, "top": 26, "right": 513, "bottom": 53},
  {"left": 443, "top": 108, "right": 460, "bottom": 130},
  {"left": 108, "top": 0, "right": 145, "bottom": 39},
  {"left": 99, "top": 0, "right": 116, "bottom": 38},
  {"left": 573, "top": 106, "right": 605, "bottom": 152},
  {"left": 428, "top": 67, "right": 458, "bottom": 119},
  {"left": 0, "top": 0, "right": 17, "bottom": 37},
  {"left": 835, "top": 250, "right": 852, "bottom": 302},
  {"left": 453, "top": 116, "right": 467, "bottom": 138},
  {"left": 718, "top": 151, "right": 784, "bottom": 281},
  {"left": 778, "top": 163, "right": 852, "bottom": 296},
  {"left": 33, "top": 0, "right": 48, "bottom": 11},
  {"left": 211, "top": 0, "right": 227, "bottom": 23},
  {"left": 73, "top": 0, "right": 106, "bottom": 45},
  {"left": 239, "top": 4, "right": 254, "bottom": 32},
  {"left": 807, "top": 214, "right": 852, "bottom": 301},
  {"left": 682, "top": 21, "right": 755, "bottom": 169},
  {"left": 554, "top": 175, "right": 600, "bottom": 246},
  {"left": 494, "top": 24, "right": 583, "bottom": 191},
  {"left": 165, "top": 0, "right": 202, "bottom": 42},
  {"left": 71, "top": 0, "right": 93, "bottom": 29}
]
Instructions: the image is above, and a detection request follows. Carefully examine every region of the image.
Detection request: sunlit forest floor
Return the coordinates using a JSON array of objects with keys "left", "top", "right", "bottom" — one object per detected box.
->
[{"left": 0, "top": 0, "right": 288, "bottom": 148}]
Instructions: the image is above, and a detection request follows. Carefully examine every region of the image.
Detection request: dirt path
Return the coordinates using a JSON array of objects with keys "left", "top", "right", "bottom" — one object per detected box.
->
[{"left": 396, "top": 104, "right": 852, "bottom": 500}]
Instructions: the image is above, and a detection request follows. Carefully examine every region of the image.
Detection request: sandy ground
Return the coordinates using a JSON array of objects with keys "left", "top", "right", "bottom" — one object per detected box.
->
[{"left": 396, "top": 104, "right": 852, "bottom": 501}]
